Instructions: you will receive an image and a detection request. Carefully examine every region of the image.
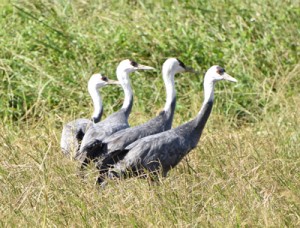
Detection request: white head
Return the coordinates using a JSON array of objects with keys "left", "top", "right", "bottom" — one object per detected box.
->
[
  {"left": 204, "top": 65, "right": 237, "bottom": 84},
  {"left": 161, "top": 58, "right": 195, "bottom": 111},
  {"left": 116, "top": 59, "right": 154, "bottom": 110},
  {"left": 162, "top": 58, "right": 195, "bottom": 75},
  {"left": 116, "top": 59, "right": 155, "bottom": 74},
  {"left": 202, "top": 66, "right": 237, "bottom": 103},
  {"left": 87, "top": 73, "right": 119, "bottom": 123},
  {"left": 88, "top": 73, "right": 120, "bottom": 90}
]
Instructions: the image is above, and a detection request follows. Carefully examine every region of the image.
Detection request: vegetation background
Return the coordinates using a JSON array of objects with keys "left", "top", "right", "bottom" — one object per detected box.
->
[{"left": 0, "top": 0, "right": 299, "bottom": 226}]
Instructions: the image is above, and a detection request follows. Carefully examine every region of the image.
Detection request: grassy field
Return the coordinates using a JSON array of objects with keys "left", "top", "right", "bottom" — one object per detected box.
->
[{"left": 0, "top": 0, "right": 299, "bottom": 226}]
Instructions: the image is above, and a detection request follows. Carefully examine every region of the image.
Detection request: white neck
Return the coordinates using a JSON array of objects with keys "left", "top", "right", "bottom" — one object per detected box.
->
[
  {"left": 163, "top": 66, "right": 176, "bottom": 111},
  {"left": 117, "top": 69, "right": 133, "bottom": 110},
  {"left": 88, "top": 84, "right": 103, "bottom": 120},
  {"left": 199, "top": 77, "right": 215, "bottom": 113}
]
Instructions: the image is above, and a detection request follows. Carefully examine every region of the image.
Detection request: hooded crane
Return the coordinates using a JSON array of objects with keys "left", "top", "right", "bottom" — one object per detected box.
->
[
  {"left": 96, "top": 58, "right": 195, "bottom": 179},
  {"left": 60, "top": 73, "right": 119, "bottom": 158},
  {"left": 76, "top": 59, "right": 154, "bottom": 166},
  {"left": 105, "top": 65, "right": 237, "bottom": 182}
]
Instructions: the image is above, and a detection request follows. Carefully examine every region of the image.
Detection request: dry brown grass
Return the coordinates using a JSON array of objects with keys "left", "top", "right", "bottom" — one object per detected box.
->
[{"left": 1, "top": 92, "right": 299, "bottom": 226}]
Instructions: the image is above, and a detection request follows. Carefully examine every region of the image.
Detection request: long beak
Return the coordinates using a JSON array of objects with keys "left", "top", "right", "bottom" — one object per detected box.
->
[
  {"left": 135, "top": 64, "right": 155, "bottom": 70},
  {"left": 107, "top": 79, "right": 120, "bottom": 85},
  {"left": 184, "top": 66, "right": 196, "bottom": 73},
  {"left": 223, "top": 73, "right": 237, "bottom": 83}
]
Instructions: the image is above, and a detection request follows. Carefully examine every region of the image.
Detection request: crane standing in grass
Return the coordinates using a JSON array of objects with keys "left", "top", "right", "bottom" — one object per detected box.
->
[
  {"left": 76, "top": 59, "right": 155, "bottom": 167},
  {"left": 96, "top": 58, "right": 195, "bottom": 181},
  {"left": 105, "top": 65, "right": 237, "bottom": 182},
  {"left": 60, "top": 73, "right": 119, "bottom": 158}
]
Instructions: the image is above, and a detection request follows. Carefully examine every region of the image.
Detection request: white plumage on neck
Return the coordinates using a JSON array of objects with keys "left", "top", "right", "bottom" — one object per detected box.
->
[
  {"left": 203, "top": 79, "right": 215, "bottom": 104},
  {"left": 198, "top": 72, "right": 216, "bottom": 115},
  {"left": 88, "top": 82, "right": 103, "bottom": 120},
  {"left": 199, "top": 65, "right": 238, "bottom": 114},
  {"left": 162, "top": 63, "right": 176, "bottom": 112},
  {"left": 116, "top": 68, "right": 133, "bottom": 110}
]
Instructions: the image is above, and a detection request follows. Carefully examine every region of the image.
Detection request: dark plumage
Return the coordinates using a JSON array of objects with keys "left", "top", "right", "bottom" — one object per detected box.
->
[
  {"left": 96, "top": 58, "right": 195, "bottom": 179},
  {"left": 104, "top": 65, "right": 237, "bottom": 182},
  {"left": 60, "top": 74, "right": 119, "bottom": 158},
  {"left": 76, "top": 59, "right": 155, "bottom": 167}
]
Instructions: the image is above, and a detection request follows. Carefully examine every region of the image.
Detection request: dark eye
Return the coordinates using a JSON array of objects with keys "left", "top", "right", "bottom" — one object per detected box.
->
[
  {"left": 101, "top": 75, "right": 108, "bottom": 81},
  {"left": 216, "top": 66, "right": 225, "bottom": 74},
  {"left": 176, "top": 58, "right": 186, "bottom": 69},
  {"left": 130, "top": 60, "right": 138, "bottom": 67}
]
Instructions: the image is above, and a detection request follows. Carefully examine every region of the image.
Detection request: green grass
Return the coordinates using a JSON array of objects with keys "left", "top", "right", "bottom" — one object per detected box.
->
[{"left": 0, "top": 0, "right": 299, "bottom": 226}]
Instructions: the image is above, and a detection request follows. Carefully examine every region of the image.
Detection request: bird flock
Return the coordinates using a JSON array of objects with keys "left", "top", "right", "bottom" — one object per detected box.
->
[{"left": 60, "top": 58, "right": 237, "bottom": 185}]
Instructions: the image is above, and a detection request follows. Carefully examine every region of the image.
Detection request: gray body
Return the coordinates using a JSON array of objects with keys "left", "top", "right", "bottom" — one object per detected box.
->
[
  {"left": 97, "top": 100, "right": 176, "bottom": 171},
  {"left": 60, "top": 118, "right": 93, "bottom": 158},
  {"left": 107, "top": 101, "right": 213, "bottom": 179},
  {"left": 75, "top": 105, "right": 132, "bottom": 163}
]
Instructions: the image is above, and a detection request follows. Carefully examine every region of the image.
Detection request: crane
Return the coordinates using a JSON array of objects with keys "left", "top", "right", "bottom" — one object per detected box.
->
[
  {"left": 104, "top": 65, "right": 237, "bottom": 183},
  {"left": 96, "top": 58, "right": 195, "bottom": 180},
  {"left": 60, "top": 73, "right": 119, "bottom": 158},
  {"left": 75, "top": 59, "right": 154, "bottom": 168}
]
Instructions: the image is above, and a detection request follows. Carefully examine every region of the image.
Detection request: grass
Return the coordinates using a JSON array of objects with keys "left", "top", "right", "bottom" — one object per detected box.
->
[{"left": 0, "top": 0, "right": 299, "bottom": 226}]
